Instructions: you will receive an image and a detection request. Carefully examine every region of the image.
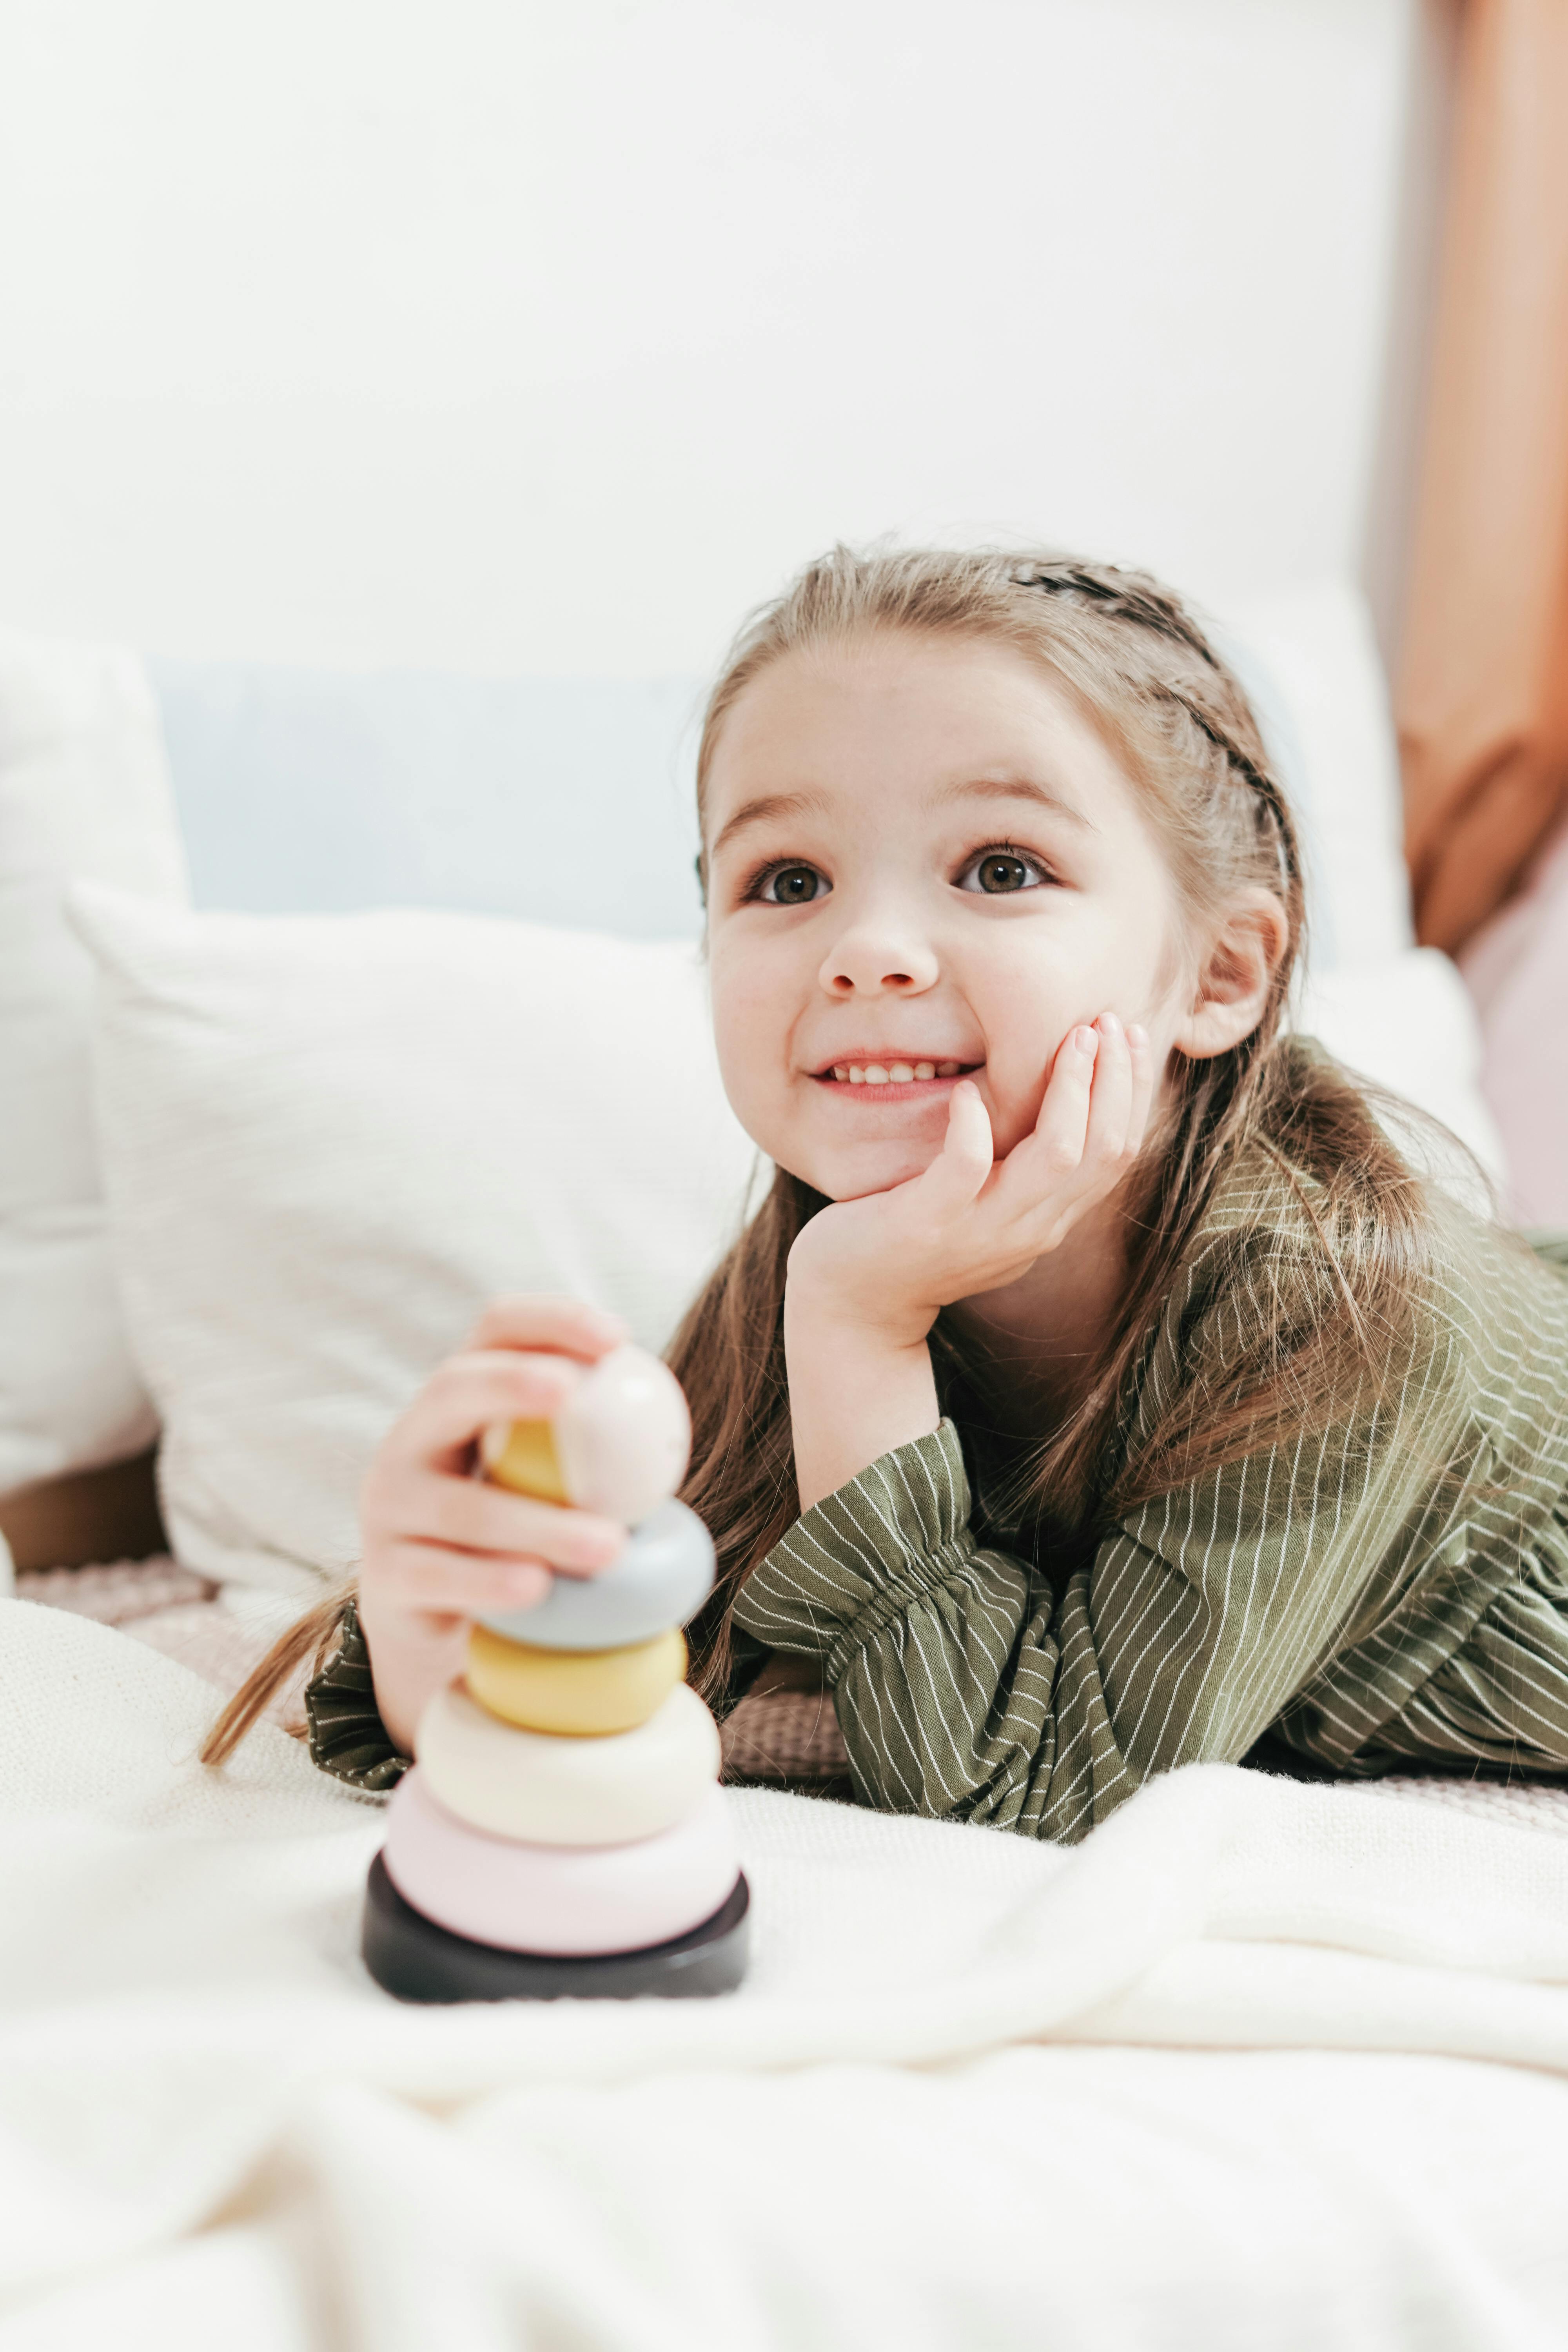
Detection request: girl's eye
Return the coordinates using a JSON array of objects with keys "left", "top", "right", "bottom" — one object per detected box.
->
[
  {"left": 757, "top": 862, "right": 830, "bottom": 906},
  {"left": 957, "top": 847, "right": 1048, "bottom": 896}
]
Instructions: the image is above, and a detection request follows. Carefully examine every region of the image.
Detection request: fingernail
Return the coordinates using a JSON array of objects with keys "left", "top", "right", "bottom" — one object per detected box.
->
[
  {"left": 1074, "top": 1025, "right": 1098, "bottom": 1055},
  {"left": 1099, "top": 1011, "right": 1122, "bottom": 1035},
  {"left": 505, "top": 1567, "right": 548, "bottom": 1601}
]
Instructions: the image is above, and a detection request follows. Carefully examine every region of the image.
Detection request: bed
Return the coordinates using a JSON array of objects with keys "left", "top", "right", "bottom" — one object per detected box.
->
[{"left": 4, "top": 614, "right": 1566, "bottom": 2349}]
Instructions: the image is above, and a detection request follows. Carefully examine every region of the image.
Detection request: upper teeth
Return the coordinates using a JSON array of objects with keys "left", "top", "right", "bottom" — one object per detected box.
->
[{"left": 831, "top": 1061, "right": 958, "bottom": 1084}]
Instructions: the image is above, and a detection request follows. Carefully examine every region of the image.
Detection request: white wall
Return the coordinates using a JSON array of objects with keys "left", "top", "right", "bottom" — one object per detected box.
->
[{"left": 0, "top": 0, "right": 1423, "bottom": 678}]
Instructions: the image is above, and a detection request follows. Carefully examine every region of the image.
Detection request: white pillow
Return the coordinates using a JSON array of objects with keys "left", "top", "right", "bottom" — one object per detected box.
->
[
  {"left": 71, "top": 886, "right": 757, "bottom": 1599},
  {"left": 1214, "top": 581, "right": 1414, "bottom": 971},
  {"left": 1296, "top": 947, "right": 1507, "bottom": 1201},
  {"left": 0, "top": 630, "right": 188, "bottom": 1494}
]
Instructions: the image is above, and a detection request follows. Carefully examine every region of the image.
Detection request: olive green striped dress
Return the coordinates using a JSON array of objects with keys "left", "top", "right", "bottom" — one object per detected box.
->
[
  {"left": 306, "top": 1152, "right": 1568, "bottom": 1842},
  {"left": 730, "top": 1158, "right": 1568, "bottom": 1844}
]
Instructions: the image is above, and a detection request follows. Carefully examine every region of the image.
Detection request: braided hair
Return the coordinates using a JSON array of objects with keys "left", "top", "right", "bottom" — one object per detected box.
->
[{"left": 1010, "top": 557, "right": 1298, "bottom": 900}]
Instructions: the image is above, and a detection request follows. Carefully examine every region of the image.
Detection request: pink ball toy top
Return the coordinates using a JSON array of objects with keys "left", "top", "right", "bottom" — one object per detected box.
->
[{"left": 479, "top": 1342, "right": 691, "bottom": 1526}]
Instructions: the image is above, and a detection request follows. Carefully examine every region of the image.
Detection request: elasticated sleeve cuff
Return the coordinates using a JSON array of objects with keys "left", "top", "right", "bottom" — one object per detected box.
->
[
  {"left": 303, "top": 1597, "right": 411, "bottom": 1794},
  {"left": 730, "top": 1419, "right": 977, "bottom": 1687}
]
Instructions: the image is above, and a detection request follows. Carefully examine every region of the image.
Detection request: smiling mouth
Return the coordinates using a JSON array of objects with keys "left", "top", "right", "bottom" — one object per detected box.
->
[{"left": 811, "top": 1056, "right": 980, "bottom": 1092}]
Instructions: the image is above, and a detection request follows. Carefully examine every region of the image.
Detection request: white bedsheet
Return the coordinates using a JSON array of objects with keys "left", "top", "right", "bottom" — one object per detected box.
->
[{"left": 4, "top": 1599, "right": 1568, "bottom": 2350}]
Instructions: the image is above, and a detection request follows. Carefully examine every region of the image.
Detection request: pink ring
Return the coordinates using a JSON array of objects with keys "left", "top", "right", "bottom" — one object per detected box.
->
[{"left": 382, "top": 1769, "right": 741, "bottom": 1957}]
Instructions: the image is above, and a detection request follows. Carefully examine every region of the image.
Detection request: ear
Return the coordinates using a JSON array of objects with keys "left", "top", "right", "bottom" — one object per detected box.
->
[{"left": 1174, "top": 889, "right": 1290, "bottom": 1061}]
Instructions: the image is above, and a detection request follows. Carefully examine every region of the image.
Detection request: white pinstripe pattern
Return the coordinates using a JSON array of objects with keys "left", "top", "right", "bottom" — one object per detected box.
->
[{"left": 731, "top": 1162, "right": 1568, "bottom": 1843}]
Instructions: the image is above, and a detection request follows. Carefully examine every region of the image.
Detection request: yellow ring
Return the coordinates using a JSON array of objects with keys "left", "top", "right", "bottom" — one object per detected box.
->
[
  {"left": 466, "top": 1622, "right": 688, "bottom": 1736},
  {"left": 482, "top": 1417, "right": 570, "bottom": 1504}
]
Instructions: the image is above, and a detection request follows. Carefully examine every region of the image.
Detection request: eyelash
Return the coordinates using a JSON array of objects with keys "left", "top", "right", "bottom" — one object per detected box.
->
[
  {"left": 956, "top": 841, "right": 1053, "bottom": 895},
  {"left": 742, "top": 858, "right": 828, "bottom": 906},
  {"left": 740, "top": 840, "right": 1055, "bottom": 904}
]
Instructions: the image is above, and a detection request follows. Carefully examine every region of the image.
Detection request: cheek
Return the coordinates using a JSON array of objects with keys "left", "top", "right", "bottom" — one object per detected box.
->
[
  {"left": 970, "top": 915, "right": 1185, "bottom": 1154},
  {"left": 984, "top": 1044, "right": 1063, "bottom": 1160},
  {"left": 708, "top": 942, "right": 794, "bottom": 1142},
  {"left": 959, "top": 935, "right": 1076, "bottom": 1147}
]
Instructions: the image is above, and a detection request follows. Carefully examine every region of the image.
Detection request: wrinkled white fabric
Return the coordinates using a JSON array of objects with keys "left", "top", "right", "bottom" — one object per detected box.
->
[{"left": 4, "top": 1599, "right": 1568, "bottom": 2349}]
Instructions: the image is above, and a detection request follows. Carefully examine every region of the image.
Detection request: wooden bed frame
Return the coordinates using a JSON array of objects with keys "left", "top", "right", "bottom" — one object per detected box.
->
[{"left": 0, "top": 1450, "right": 167, "bottom": 1574}]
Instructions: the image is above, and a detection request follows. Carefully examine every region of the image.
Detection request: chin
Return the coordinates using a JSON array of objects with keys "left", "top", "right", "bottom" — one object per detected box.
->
[{"left": 811, "top": 1144, "right": 936, "bottom": 1202}]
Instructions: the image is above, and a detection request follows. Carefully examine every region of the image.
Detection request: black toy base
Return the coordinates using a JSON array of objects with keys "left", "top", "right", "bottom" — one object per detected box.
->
[{"left": 361, "top": 1852, "right": 751, "bottom": 2004}]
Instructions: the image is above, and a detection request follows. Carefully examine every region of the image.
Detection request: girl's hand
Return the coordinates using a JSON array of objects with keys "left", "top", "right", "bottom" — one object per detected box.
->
[
  {"left": 787, "top": 1013, "right": 1155, "bottom": 1350},
  {"left": 358, "top": 1296, "right": 630, "bottom": 1755}
]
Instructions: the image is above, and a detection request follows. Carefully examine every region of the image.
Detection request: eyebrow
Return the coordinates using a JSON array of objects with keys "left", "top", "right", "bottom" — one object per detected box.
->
[
  {"left": 707, "top": 771, "right": 1095, "bottom": 862},
  {"left": 708, "top": 789, "right": 830, "bottom": 861},
  {"left": 938, "top": 775, "right": 1096, "bottom": 830}
]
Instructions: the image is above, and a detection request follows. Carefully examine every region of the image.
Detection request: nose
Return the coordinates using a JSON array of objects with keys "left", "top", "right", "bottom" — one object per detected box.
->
[{"left": 817, "top": 895, "right": 939, "bottom": 999}]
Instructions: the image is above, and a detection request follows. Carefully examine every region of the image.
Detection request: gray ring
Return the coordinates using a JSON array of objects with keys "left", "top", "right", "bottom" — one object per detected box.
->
[{"left": 479, "top": 1497, "right": 716, "bottom": 1651}]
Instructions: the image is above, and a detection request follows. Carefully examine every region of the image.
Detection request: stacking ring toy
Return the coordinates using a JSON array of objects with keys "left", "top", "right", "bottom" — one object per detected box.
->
[
  {"left": 465, "top": 1622, "right": 686, "bottom": 1735},
  {"left": 480, "top": 1497, "right": 715, "bottom": 1651},
  {"left": 481, "top": 1344, "right": 691, "bottom": 1526},
  {"left": 363, "top": 1338, "right": 746, "bottom": 2005},
  {"left": 416, "top": 1679, "right": 720, "bottom": 1845},
  {"left": 383, "top": 1770, "right": 741, "bottom": 1956}
]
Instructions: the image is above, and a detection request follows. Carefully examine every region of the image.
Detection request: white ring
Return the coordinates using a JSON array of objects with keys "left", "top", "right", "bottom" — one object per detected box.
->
[{"left": 416, "top": 1678, "right": 720, "bottom": 1846}]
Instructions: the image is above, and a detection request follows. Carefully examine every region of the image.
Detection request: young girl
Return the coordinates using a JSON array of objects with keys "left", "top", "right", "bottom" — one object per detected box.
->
[{"left": 207, "top": 546, "right": 1568, "bottom": 1842}]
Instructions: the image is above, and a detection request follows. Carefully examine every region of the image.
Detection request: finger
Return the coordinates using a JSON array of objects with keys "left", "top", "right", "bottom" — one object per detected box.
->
[
  {"left": 996, "top": 1022, "right": 1099, "bottom": 1208},
  {"left": 466, "top": 1295, "right": 628, "bottom": 1361},
  {"left": 396, "top": 1472, "right": 625, "bottom": 1574},
  {"left": 911, "top": 1079, "right": 994, "bottom": 1216},
  {"left": 396, "top": 1350, "right": 580, "bottom": 1461},
  {"left": 1080, "top": 1011, "right": 1134, "bottom": 1176},
  {"left": 1125, "top": 1022, "right": 1156, "bottom": 1154},
  {"left": 376, "top": 1540, "right": 554, "bottom": 1620}
]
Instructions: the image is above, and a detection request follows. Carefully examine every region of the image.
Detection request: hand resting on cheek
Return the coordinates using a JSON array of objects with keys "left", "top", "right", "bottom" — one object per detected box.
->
[
  {"left": 783, "top": 1010, "right": 1155, "bottom": 1509},
  {"left": 787, "top": 1009, "right": 1155, "bottom": 1347}
]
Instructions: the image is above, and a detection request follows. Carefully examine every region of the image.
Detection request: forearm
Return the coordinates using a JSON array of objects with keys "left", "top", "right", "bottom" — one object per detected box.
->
[
  {"left": 732, "top": 1420, "right": 1104, "bottom": 1838},
  {"left": 783, "top": 1283, "right": 940, "bottom": 1512}
]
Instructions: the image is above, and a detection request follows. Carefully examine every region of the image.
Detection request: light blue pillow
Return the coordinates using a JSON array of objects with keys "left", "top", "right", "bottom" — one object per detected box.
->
[{"left": 149, "top": 662, "right": 708, "bottom": 941}]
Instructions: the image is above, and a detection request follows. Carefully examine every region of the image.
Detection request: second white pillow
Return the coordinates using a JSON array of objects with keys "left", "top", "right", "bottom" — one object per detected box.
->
[{"left": 72, "top": 886, "right": 756, "bottom": 1599}]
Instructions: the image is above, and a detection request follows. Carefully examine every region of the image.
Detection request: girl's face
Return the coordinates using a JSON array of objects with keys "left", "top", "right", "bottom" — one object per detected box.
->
[{"left": 704, "top": 631, "right": 1200, "bottom": 1204}]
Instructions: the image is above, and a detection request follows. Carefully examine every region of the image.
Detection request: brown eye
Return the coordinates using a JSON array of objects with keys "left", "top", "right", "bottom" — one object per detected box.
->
[
  {"left": 761, "top": 863, "right": 828, "bottom": 905},
  {"left": 958, "top": 849, "right": 1044, "bottom": 895}
]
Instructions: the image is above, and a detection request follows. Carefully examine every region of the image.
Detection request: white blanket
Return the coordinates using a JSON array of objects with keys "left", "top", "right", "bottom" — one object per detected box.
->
[{"left": 4, "top": 1599, "right": 1568, "bottom": 2351}]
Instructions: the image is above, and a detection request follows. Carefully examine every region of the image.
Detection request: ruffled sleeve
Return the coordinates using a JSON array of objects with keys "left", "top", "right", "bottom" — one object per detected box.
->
[{"left": 303, "top": 1597, "right": 410, "bottom": 1794}]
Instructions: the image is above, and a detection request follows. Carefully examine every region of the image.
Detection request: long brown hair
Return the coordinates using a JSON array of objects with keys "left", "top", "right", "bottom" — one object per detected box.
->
[
  {"left": 673, "top": 546, "right": 1435, "bottom": 1704},
  {"left": 205, "top": 543, "right": 1434, "bottom": 1763}
]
